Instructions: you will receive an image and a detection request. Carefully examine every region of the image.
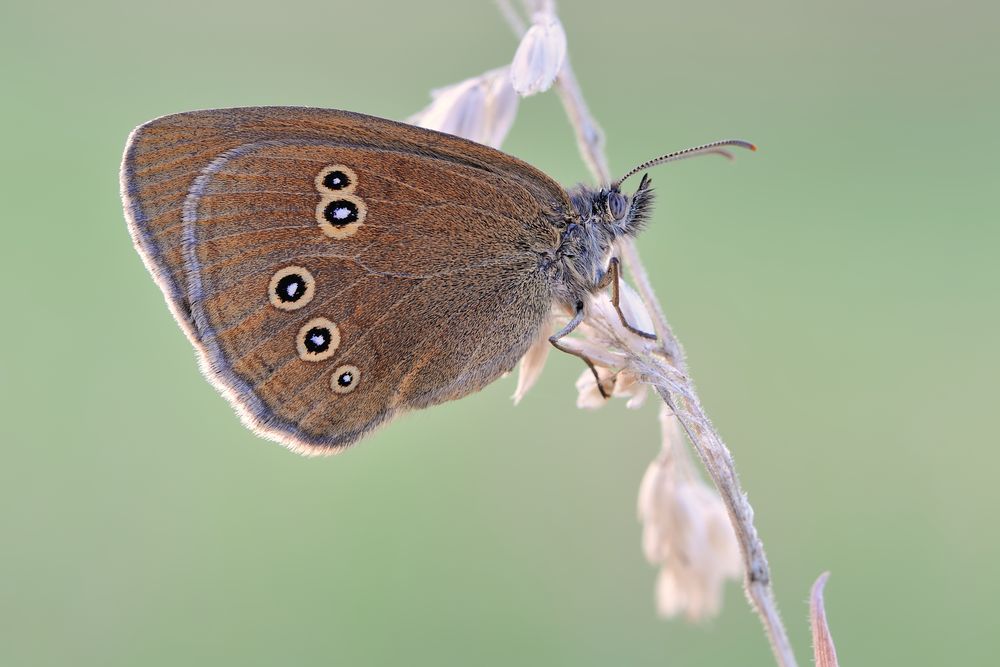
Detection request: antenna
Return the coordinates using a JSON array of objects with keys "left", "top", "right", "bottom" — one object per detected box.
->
[{"left": 612, "top": 139, "right": 757, "bottom": 190}]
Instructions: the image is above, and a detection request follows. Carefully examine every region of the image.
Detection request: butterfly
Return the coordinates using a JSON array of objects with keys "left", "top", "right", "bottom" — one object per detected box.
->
[{"left": 120, "top": 107, "right": 752, "bottom": 455}]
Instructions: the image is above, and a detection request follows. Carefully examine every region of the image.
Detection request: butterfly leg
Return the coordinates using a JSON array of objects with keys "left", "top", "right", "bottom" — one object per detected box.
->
[
  {"left": 598, "top": 257, "right": 657, "bottom": 340},
  {"left": 549, "top": 301, "right": 611, "bottom": 399}
]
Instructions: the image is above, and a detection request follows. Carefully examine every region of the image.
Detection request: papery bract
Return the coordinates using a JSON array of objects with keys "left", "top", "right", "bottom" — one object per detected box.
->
[
  {"left": 510, "top": 13, "right": 567, "bottom": 96},
  {"left": 409, "top": 67, "right": 519, "bottom": 148}
]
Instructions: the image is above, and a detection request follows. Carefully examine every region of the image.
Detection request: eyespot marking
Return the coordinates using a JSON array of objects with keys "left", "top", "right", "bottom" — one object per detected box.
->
[
  {"left": 268, "top": 266, "right": 315, "bottom": 311},
  {"left": 315, "top": 164, "right": 358, "bottom": 194},
  {"left": 316, "top": 194, "right": 366, "bottom": 239},
  {"left": 324, "top": 200, "right": 359, "bottom": 223},
  {"left": 331, "top": 365, "right": 361, "bottom": 394},
  {"left": 297, "top": 317, "right": 340, "bottom": 362}
]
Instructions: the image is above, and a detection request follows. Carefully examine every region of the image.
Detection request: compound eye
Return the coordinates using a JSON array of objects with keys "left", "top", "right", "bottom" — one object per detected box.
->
[{"left": 607, "top": 191, "right": 628, "bottom": 220}]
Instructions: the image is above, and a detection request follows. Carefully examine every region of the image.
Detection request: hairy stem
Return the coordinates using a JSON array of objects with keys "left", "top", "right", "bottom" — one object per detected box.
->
[{"left": 508, "top": 6, "right": 801, "bottom": 666}]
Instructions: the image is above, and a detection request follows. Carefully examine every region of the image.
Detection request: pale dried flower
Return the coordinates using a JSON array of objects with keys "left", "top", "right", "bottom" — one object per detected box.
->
[
  {"left": 510, "top": 12, "right": 567, "bottom": 96},
  {"left": 617, "top": 370, "right": 650, "bottom": 409},
  {"left": 408, "top": 66, "right": 519, "bottom": 148},
  {"left": 514, "top": 275, "right": 655, "bottom": 408},
  {"left": 512, "top": 325, "right": 551, "bottom": 404},
  {"left": 638, "top": 406, "right": 741, "bottom": 620},
  {"left": 517, "top": 285, "right": 654, "bottom": 409},
  {"left": 557, "top": 332, "right": 628, "bottom": 369},
  {"left": 574, "top": 365, "right": 614, "bottom": 409},
  {"left": 580, "top": 277, "right": 657, "bottom": 350},
  {"left": 561, "top": 279, "right": 657, "bottom": 408},
  {"left": 574, "top": 367, "right": 648, "bottom": 410}
]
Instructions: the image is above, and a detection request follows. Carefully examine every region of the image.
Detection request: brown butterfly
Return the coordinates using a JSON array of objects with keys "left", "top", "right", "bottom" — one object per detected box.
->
[{"left": 120, "top": 107, "right": 752, "bottom": 455}]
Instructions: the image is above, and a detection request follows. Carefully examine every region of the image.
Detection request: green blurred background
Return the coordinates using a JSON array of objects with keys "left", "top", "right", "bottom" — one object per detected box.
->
[{"left": 1, "top": 0, "right": 997, "bottom": 664}]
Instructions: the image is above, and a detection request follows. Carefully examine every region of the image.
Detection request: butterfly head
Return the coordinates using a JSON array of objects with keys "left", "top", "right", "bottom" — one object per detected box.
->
[
  {"left": 554, "top": 140, "right": 756, "bottom": 304},
  {"left": 554, "top": 176, "right": 653, "bottom": 304},
  {"left": 567, "top": 175, "right": 655, "bottom": 242},
  {"left": 604, "top": 173, "right": 656, "bottom": 236}
]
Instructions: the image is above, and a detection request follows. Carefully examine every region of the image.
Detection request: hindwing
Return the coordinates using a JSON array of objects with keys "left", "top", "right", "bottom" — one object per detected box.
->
[{"left": 121, "top": 107, "right": 570, "bottom": 453}]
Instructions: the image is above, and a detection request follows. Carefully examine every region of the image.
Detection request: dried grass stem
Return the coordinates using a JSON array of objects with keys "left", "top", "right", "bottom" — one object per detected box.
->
[{"left": 496, "top": 2, "right": 800, "bottom": 664}]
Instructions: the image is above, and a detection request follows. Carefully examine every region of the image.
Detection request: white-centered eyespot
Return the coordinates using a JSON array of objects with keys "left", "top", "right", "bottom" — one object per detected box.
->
[
  {"left": 315, "top": 164, "right": 358, "bottom": 194},
  {"left": 268, "top": 266, "right": 316, "bottom": 311},
  {"left": 331, "top": 365, "right": 361, "bottom": 394},
  {"left": 296, "top": 317, "right": 340, "bottom": 362},
  {"left": 316, "top": 193, "right": 367, "bottom": 239}
]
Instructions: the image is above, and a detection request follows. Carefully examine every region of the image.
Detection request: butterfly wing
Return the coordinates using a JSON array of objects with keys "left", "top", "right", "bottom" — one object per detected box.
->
[{"left": 121, "top": 107, "right": 571, "bottom": 454}]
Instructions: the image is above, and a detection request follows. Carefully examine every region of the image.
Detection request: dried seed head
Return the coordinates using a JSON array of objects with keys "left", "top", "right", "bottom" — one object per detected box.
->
[
  {"left": 574, "top": 366, "right": 615, "bottom": 409},
  {"left": 510, "top": 12, "right": 567, "bottom": 96},
  {"left": 575, "top": 367, "right": 648, "bottom": 410},
  {"left": 481, "top": 68, "right": 520, "bottom": 147},
  {"left": 512, "top": 324, "right": 552, "bottom": 405},
  {"left": 581, "top": 280, "right": 657, "bottom": 350},
  {"left": 637, "top": 407, "right": 741, "bottom": 620},
  {"left": 409, "top": 67, "right": 519, "bottom": 148}
]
